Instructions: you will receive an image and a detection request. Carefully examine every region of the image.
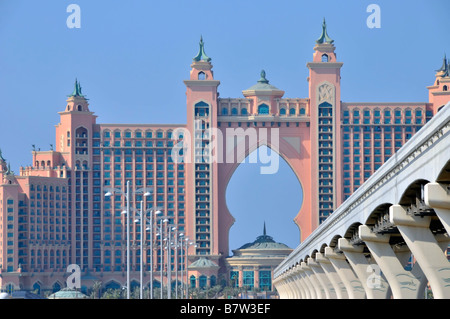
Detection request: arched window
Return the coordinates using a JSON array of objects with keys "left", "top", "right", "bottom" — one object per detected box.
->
[
  {"left": 258, "top": 104, "right": 269, "bottom": 115},
  {"left": 210, "top": 275, "right": 217, "bottom": 287},
  {"left": 444, "top": 85, "right": 448, "bottom": 91},
  {"left": 195, "top": 101, "right": 209, "bottom": 117},
  {"left": 289, "top": 108, "right": 296, "bottom": 115},
  {"left": 222, "top": 107, "right": 228, "bottom": 115},
  {"left": 190, "top": 275, "right": 196, "bottom": 289},
  {"left": 321, "top": 54, "right": 329, "bottom": 62},
  {"left": 299, "top": 108, "right": 306, "bottom": 115},
  {"left": 231, "top": 108, "right": 238, "bottom": 115},
  {"left": 199, "top": 275, "right": 207, "bottom": 289},
  {"left": 77, "top": 105, "right": 82, "bottom": 111},
  {"left": 279, "top": 108, "right": 286, "bottom": 115},
  {"left": 198, "top": 71, "right": 206, "bottom": 80},
  {"left": 52, "top": 282, "right": 61, "bottom": 293},
  {"left": 241, "top": 108, "right": 247, "bottom": 115},
  {"left": 32, "top": 282, "right": 41, "bottom": 295}
]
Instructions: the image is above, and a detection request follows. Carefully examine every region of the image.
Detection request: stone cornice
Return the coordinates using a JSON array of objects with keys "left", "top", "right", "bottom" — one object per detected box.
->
[
  {"left": 183, "top": 80, "right": 220, "bottom": 88},
  {"left": 307, "top": 62, "right": 343, "bottom": 69}
]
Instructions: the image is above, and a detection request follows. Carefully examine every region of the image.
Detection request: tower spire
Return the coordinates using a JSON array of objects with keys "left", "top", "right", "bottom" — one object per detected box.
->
[
  {"left": 436, "top": 53, "right": 449, "bottom": 77},
  {"left": 193, "top": 35, "right": 211, "bottom": 62},
  {"left": 316, "top": 18, "right": 334, "bottom": 44},
  {"left": 258, "top": 70, "right": 269, "bottom": 84},
  {"left": 263, "top": 221, "right": 267, "bottom": 236},
  {"left": 69, "top": 78, "right": 85, "bottom": 97}
]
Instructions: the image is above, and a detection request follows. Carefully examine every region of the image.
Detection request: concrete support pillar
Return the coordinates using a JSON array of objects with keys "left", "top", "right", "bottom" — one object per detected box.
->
[
  {"left": 390, "top": 204, "right": 450, "bottom": 299},
  {"left": 338, "top": 238, "right": 390, "bottom": 299},
  {"left": 316, "top": 252, "right": 346, "bottom": 299},
  {"left": 292, "top": 267, "right": 307, "bottom": 299},
  {"left": 325, "top": 247, "right": 366, "bottom": 299},
  {"left": 308, "top": 257, "right": 335, "bottom": 299},
  {"left": 279, "top": 275, "right": 291, "bottom": 299},
  {"left": 426, "top": 182, "right": 450, "bottom": 235},
  {"left": 359, "top": 225, "right": 424, "bottom": 299},
  {"left": 302, "top": 261, "right": 323, "bottom": 299},
  {"left": 297, "top": 265, "right": 314, "bottom": 298},
  {"left": 291, "top": 270, "right": 303, "bottom": 299}
]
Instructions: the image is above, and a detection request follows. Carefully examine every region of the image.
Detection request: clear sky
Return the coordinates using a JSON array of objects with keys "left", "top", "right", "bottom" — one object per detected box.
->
[{"left": 0, "top": 0, "right": 449, "bottom": 253}]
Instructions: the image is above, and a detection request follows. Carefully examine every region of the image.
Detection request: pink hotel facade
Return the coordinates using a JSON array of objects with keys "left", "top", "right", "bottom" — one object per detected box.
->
[{"left": 1, "top": 21, "right": 450, "bottom": 295}]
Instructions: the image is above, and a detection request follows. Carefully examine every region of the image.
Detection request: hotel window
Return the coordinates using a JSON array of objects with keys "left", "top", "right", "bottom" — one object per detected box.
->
[
  {"left": 258, "top": 104, "right": 269, "bottom": 114},
  {"left": 243, "top": 271, "right": 254, "bottom": 289}
]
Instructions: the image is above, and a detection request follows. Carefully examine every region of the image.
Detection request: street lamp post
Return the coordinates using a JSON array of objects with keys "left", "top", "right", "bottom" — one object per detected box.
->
[
  {"left": 175, "top": 232, "right": 183, "bottom": 299},
  {"left": 159, "top": 218, "right": 168, "bottom": 299},
  {"left": 104, "top": 181, "right": 151, "bottom": 299},
  {"left": 167, "top": 225, "right": 177, "bottom": 299},
  {"left": 184, "top": 238, "right": 197, "bottom": 299},
  {"left": 135, "top": 205, "right": 162, "bottom": 299},
  {"left": 148, "top": 208, "right": 162, "bottom": 299}
]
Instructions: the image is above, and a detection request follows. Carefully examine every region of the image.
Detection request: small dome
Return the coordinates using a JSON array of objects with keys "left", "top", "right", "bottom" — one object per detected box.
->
[
  {"left": 48, "top": 287, "right": 88, "bottom": 299},
  {"left": 244, "top": 70, "right": 282, "bottom": 92},
  {"left": 237, "top": 222, "right": 291, "bottom": 250},
  {"left": 188, "top": 257, "right": 219, "bottom": 269}
]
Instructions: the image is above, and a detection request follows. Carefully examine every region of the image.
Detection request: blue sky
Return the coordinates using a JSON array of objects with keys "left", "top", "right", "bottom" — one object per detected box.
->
[{"left": 0, "top": 0, "right": 449, "bottom": 252}]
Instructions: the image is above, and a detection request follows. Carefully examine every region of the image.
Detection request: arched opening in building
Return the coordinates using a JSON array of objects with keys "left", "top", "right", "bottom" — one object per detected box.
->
[{"left": 226, "top": 145, "right": 302, "bottom": 253}]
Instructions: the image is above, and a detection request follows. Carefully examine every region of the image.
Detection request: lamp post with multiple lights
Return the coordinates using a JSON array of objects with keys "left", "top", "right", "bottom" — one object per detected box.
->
[
  {"left": 134, "top": 202, "right": 162, "bottom": 299},
  {"left": 104, "top": 181, "right": 151, "bottom": 299}
]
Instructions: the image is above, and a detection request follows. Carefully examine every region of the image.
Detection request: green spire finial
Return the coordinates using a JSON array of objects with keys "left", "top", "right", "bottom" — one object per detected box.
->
[
  {"left": 263, "top": 221, "right": 267, "bottom": 236},
  {"left": 6, "top": 162, "right": 12, "bottom": 175},
  {"left": 258, "top": 70, "right": 269, "bottom": 84},
  {"left": 69, "top": 78, "right": 85, "bottom": 97},
  {"left": 193, "top": 35, "right": 211, "bottom": 62},
  {"left": 436, "top": 53, "right": 449, "bottom": 77},
  {"left": 316, "top": 18, "right": 334, "bottom": 44}
]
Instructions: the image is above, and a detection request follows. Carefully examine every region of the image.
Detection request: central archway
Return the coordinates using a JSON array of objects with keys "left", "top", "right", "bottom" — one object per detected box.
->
[
  {"left": 216, "top": 124, "right": 312, "bottom": 258},
  {"left": 226, "top": 145, "right": 303, "bottom": 253}
]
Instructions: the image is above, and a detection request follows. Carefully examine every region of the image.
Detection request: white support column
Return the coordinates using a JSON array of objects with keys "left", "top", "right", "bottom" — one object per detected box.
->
[
  {"left": 302, "top": 260, "right": 324, "bottom": 299},
  {"left": 325, "top": 247, "right": 366, "bottom": 299},
  {"left": 289, "top": 269, "right": 301, "bottom": 299},
  {"left": 285, "top": 271, "right": 297, "bottom": 299},
  {"left": 292, "top": 266, "right": 307, "bottom": 299},
  {"left": 278, "top": 275, "right": 290, "bottom": 299},
  {"left": 359, "top": 225, "right": 424, "bottom": 299},
  {"left": 426, "top": 182, "right": 450, "bottom": 235},
  {"left": 390, "top": 204, "right": 450, "bottom": 299},
  {"left": 273, "top": 276, "right": 286, "bottom": 299},
  {"left": 308, "top": 257, "right": 335, "bottom": 299},
  {"left": 316, "top": 252, "right": 346, "bottom": 299},
  {"left": 299, "top": 264, "right": 316, "bottom": 299},
  {"left": 338, "top": 238, "right": 390, "bottom": 299}
]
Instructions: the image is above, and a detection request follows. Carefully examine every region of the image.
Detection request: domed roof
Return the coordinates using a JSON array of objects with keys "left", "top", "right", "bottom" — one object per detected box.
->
[
  {"left": 237, "top": 223, "right": 291, "bottom": 250},
  {"left": 48, "top": 287, "right": 88, "bottom": 299},
  {"left": 188, "top": 257, "right": 219, "bottom": 269},
  {"left": 242, "top": 70, "right": 284, "bottom": 97}
]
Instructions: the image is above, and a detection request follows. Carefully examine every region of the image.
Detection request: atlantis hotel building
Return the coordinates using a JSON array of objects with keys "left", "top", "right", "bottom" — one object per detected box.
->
[{"left": 0, "top": 21, "right": 449, "bottom": 295}]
